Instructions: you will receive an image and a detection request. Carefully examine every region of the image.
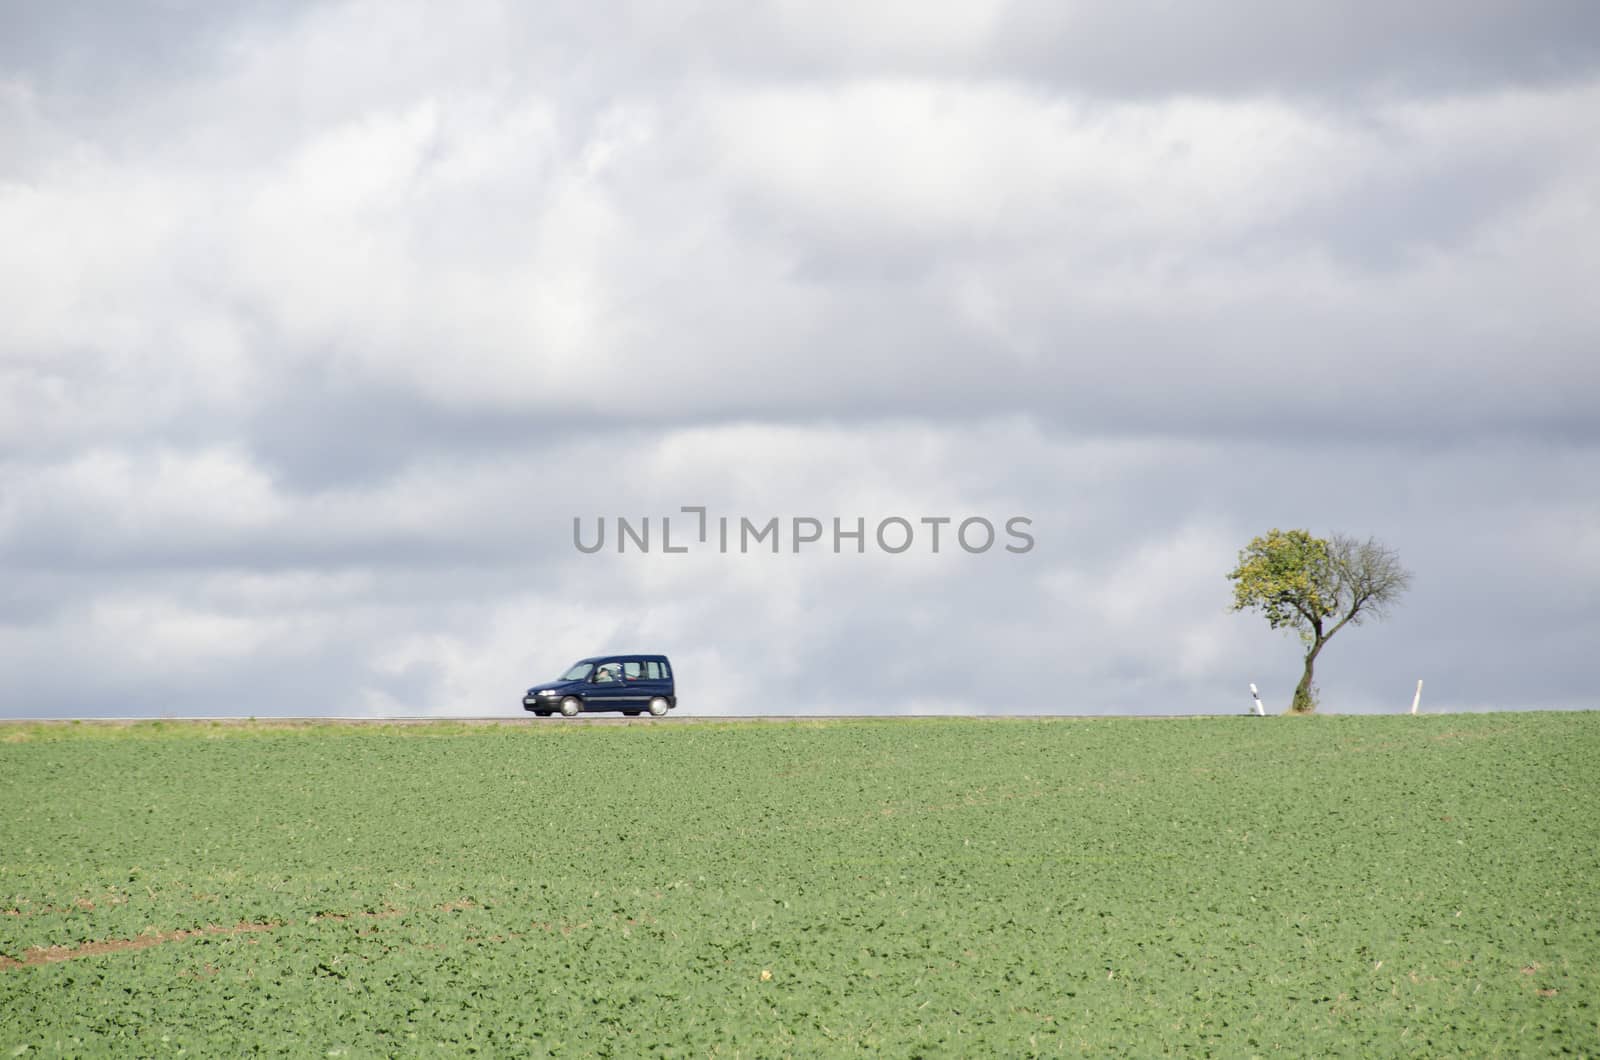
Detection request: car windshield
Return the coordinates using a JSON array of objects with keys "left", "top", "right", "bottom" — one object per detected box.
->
[{"left": 559, "top": 662, "right": 594, "bottom": 681}]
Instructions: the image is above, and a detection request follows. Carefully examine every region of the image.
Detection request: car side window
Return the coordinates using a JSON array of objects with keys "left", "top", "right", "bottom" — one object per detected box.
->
[
  {"left": 643, "top": 661, "right": 664, "bottom": 680},
  {"left": 623, "top": 660, "right": 643, "bottom": 681},
  {"left": 595, "top": 662, "right": 621, "bottom": 683}
]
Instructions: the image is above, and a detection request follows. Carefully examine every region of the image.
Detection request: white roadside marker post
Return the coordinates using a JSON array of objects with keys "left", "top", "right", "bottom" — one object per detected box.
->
[
  {"left": 1249, "top": 683, "right": 1265, "bottom": 716},
  {"left": 1411, "top": 679, "right": 1423, "bottom": 715}
]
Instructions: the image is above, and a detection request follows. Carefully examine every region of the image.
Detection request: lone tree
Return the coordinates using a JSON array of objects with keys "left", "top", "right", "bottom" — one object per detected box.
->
[{"left": 1227, "top": 529, "right": 1412, "bottom": 713}]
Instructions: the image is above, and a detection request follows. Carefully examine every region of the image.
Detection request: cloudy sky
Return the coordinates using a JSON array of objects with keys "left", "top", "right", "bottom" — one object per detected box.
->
[{"left": 2, "top": 1, "right": 1597, "bottom": 718}]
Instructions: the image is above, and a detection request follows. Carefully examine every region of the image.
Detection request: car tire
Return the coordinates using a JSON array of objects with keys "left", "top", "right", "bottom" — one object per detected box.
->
[
  {"left": 559, "top": 697, "right": 582, "bottom": 718},
  {"left": 624, "top": 710, "right": 642, "bottom": 716},
  {"left": 648, "top": 697, "right": 670, "bottom": 717}
]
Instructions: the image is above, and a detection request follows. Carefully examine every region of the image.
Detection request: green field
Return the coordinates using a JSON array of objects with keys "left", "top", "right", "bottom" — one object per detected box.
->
[{"left": 3, "top": 714, "right": 1597, "bottom": 1056}]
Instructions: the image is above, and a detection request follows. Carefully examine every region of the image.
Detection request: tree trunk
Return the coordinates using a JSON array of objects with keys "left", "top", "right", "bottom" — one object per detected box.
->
[{"left": 1292, "top": 641, "right": 1325, "bottom": 713}]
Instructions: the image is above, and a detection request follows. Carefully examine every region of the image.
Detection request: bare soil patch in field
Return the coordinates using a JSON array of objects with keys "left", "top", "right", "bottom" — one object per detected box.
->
[{"left": 0, "top": 922, "right": 277, "bottom": 969}]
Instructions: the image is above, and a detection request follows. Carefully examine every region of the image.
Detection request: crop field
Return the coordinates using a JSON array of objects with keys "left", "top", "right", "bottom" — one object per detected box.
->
[{"left": 3, "top": 714, "right": 1597, "bottom": 1056}]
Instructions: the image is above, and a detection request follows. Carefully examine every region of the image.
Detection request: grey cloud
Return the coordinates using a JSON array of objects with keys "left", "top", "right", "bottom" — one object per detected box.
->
[
  {"left": 990, "top": 2, "right": 1600, "bottom": 98},
  {"left": 5, "top": 426, "right": 1596, "bottom": 718},
  {"left": 0, "top": 3, "right": 291, "bottom": 89},
  {"left": 2, "top": 2, "right": 1596, "bottom": 720},
  {"left": 454, "top": 2, "right": 1600, "bottom": 99},
  {"left": 6, "top": 7, "right": 1596, "bottom": 464},
  {"left": 243, "top": 371, "right": 559, "bottom": 492},
  {"left": 1238, "top": 153, "right": 1547, "bottom": 269},
  {"left": 9, "top": 3, "right": 1598, "bottom": 121}
]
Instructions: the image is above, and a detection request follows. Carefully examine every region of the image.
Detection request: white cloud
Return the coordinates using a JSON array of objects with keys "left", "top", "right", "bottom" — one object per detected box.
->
[
  {"left": 1, "top": 2, "right": 1597, "bottom": 719},
  {"left": 706, "top": 82, "right": 1361, "bottom": 249}
]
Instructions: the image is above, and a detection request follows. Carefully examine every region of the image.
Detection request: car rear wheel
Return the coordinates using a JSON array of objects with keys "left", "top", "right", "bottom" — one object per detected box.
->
[
  {"left": 623, "top": 709, "right": 642, "bottom": 716},
  {"left": 648, "top": 697, "right": 670, "bottom": 717},
  {"left": 559, "top": 697, "right": 582, "bottom": 718}
]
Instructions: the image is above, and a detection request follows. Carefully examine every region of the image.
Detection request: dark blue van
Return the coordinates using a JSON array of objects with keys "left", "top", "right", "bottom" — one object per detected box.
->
[{"left": 523, "top": 654, "right": 676, "bottom": 718}]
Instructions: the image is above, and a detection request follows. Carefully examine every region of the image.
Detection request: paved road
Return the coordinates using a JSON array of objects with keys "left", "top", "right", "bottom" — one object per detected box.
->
[{"left": 1, "top": 713, "right": 1243, "bottom": 726}]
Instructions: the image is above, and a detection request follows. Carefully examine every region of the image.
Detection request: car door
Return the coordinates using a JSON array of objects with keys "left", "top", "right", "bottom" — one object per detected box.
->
[
  {"left": 585, "top": 660, "right": 628, "bottom": 711},
  {"left": 617, "top": 659, "right": 657, "bottom": 711}
]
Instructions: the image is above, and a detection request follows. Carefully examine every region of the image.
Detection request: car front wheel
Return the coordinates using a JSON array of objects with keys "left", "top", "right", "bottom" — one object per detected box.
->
[{"left": 559, "top": 697, "right": 582, "bottom": 718}]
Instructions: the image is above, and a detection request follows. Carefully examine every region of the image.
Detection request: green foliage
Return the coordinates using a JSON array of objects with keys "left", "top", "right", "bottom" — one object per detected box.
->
[
  {"left": 3, "top": 716, "right": 1596, "bottom": 1055},
  {"left": 1228, "top": 529, "right": 1334, "bottom": 642}
]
